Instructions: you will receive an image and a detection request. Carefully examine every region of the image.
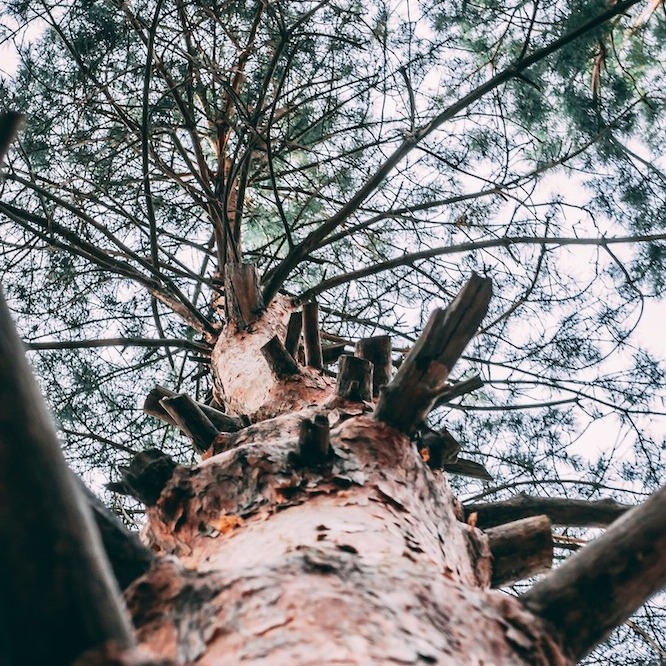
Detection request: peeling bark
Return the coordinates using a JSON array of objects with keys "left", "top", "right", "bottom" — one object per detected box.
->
[{"left": 130, "top": 415, "right": 570, "bottom": 665}]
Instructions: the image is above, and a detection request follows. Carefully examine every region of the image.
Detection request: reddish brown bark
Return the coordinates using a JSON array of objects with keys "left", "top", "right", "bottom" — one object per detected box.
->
[{"left": 129, "top": 415, "right": 569, "bottom": 665}]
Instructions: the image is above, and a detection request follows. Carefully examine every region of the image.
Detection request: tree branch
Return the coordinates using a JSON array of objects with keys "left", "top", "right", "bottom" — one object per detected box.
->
[
  {"left": 261, "top": 0, "right": 643, "bottom": 303},
  {"left": 0, "top": 289, "right": 135, "bottom": 665},
  {"left": 522, "top": 484, "right": 666, "bottom": 661},
  {"left": 25, "top": 337, "right": 210, "bottom": 353},
  {"left": 465, "top": 493, "right": 632, "bottom": 529},
  {"left": 486, "top": 515, "right": 553, "bottom": 587},
  {"left": 373, "top": 274, "right": 492, "bottom": 433},
  {"left": 298, "top": 232, "right": 666, "bottom": 301}
]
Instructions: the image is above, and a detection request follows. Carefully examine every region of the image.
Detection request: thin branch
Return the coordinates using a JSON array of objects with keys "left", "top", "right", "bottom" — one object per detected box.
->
[
  {"left": 25, "top": 337, "right": 210, "bottom": 353},
  {"left": 261, "top": 0, "right": 643, "bottom": 302},
  {"left": 298, "top": 232, "right": 666, "bottom": 300}
]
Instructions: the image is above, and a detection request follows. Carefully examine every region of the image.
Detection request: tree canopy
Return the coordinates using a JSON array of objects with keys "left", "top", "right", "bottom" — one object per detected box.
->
[{"left": 1, "top": 0, "right": 665, "bottom": 661}]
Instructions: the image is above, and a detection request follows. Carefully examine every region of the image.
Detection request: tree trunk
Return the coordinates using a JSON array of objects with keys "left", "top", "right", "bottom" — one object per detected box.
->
[
  {"left": 122, "top": 278, "right": 569, "bottom": 665},
  {"left": 1, "top": 257, "right": 663, "bottom": 665}
]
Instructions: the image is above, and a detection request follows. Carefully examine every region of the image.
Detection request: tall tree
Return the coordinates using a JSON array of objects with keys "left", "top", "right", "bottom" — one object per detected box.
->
[{"left": 1, "top": 0, "right": 666, "bottom": 662}]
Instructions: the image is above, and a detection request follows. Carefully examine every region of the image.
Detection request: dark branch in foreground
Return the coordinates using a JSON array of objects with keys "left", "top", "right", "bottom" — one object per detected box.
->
[
  {"left": 75, "top": 478, "right": 155, "bottom": 590},
  {"left": 0, "top": 288, "right": 135, "bottom": 665},
  {"left": 0, "top": 111, "right": 24, "bottom": 167},
  {"left": 465, "top": 493, "right": 632, "bottom": 529},
  {"left": 522, "top": 484, "right": 666, "bottom": 660}
]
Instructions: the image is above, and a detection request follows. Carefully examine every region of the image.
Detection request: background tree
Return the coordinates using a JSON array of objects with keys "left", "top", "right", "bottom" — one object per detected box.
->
[{"left": 1, "top": 0, "right": 666, "bottom": 661}]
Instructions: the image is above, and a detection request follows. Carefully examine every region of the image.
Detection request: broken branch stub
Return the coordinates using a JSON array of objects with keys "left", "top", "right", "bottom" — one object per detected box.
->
[
  {"left": 485, "top": 515, "right": 553, "bottom": 587},
  {"left": 0, "top": 289, "right": 135, "bottom": 665},
  {"left": 144, "top": 385, "right": 245, "bottom": 432},
  {"left": 355, "top": 335, "right": 392, "bottom": 396},
  {"left": 374, "top": 274, "right": 492, "bottom": 433},
  {"left": 284, "top": 310, "right": 303, "bottom": 357},
  {"left": 302, "top": 300, "right": 323, "bottom": 369},
  {"left": 297, "top": 414, "right": 331, "bottom": 465},
  {"left": 160, "top": 394, "right": 219, "bottom": 453},
  {"left": 224, "top": 262, "right": 264, "bottom": 329},
  {"left": 465, "top": 493, "right": 632, "bottom": 529},
  {"left": 261, "top": 334, "right": 300, "bottom": 377},
  {"left": 336, "top": 354, "right": 373, "bottom": 401},
  {"left": 522, "top": 484, "right": 666, "bottom": 661}
]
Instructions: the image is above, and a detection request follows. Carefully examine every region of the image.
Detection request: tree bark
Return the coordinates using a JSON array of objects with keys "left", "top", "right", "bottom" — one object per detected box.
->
[
  {"left": 302, "top": 300, "right": 323, "bottom": 369},
  {"left": 336, "top": 354, "right": 373, "bottom": 401},
  {"left": 485, "top": 515, "right": 553, "bottom": 587},
  {"left": 224, "top": 262, "right": 264, "bottom": 329},
  {"left": 130, "top": 416, "right": 569, "bottom": 665},
  {"left": 355, "top": 335, "right": 392, "bottom": 396}
]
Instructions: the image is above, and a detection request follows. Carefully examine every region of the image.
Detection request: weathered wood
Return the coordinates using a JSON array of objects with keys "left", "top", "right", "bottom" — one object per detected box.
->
[
  {"left": 224, "top": 262, "right": 264, "bottom": 329},
  {"left": 418, "top": 427, "right": 461, "bottom": 468},
  {"left": 433, "top": 374, "right": 484, "bottom": 409},
  {"left": 444, "top": 458, "right": 493, "bottom": 480},
  {"left": 485, "top": 515, "right": 553, "bottom": 587},
  {"left": 322, "top": 342, "right": 348, "bottom": 365},
  {"left": 355, "top": 335, "right": 392, "bottom": 396},
  {"left": 296, "top": 414, "right": 331, "bottom": 464},
  {"left": 0, "top": 288, "right": 135, "bottom": 665},
  {"left": 76, "top": 478, "right": 155, "bottom": 590},
  {"left": 284, "top": 311, "right": 302, "bottom": 357},
  {"left": 373, "top": 274, "right": 492, "bottom": 433},
  {"left": 522, "top": 484, "right": 666, "bottom": 660},
  {"left": 302, "top": 300, "right": 323, "bottom": 369},
  {"left": 160, "top": 394, "right": 220, "bottom": 453},
  {"left": 261, "top": 334, "right": 300, "bottom": 377},
  {"left": 336, "top": 354, "right": 373, "bottom": 401},
  {"left": 106, "top": 448, "right": 178, "bottom": 506},
  {"left": 465, "top": 493, "right": 632, "bottom": 529},
  {"left": 144, "top": 385, "right": 245, "bottom": 432}
]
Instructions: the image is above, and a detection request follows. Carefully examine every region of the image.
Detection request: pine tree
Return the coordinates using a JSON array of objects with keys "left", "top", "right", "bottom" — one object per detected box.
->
[{"left": 0, "top": 0, "right": 665, "bottom": 662}]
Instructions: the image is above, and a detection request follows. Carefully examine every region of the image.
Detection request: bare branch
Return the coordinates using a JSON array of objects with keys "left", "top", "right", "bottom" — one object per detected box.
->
[
  {"left": 465, "top": 494, "right": 632, "bottom": 529},
  {"left": 25, "top": 337, "right": 210, "bottom": 353},
  {"left": 261, "top": 0, "right": 643, "bottom": 302},
  {"left": 522, "top": 484, "right": 666, "bottom": 660},
  {"left": 374, "top": 274, "right": 492, "bottom": 433}
]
